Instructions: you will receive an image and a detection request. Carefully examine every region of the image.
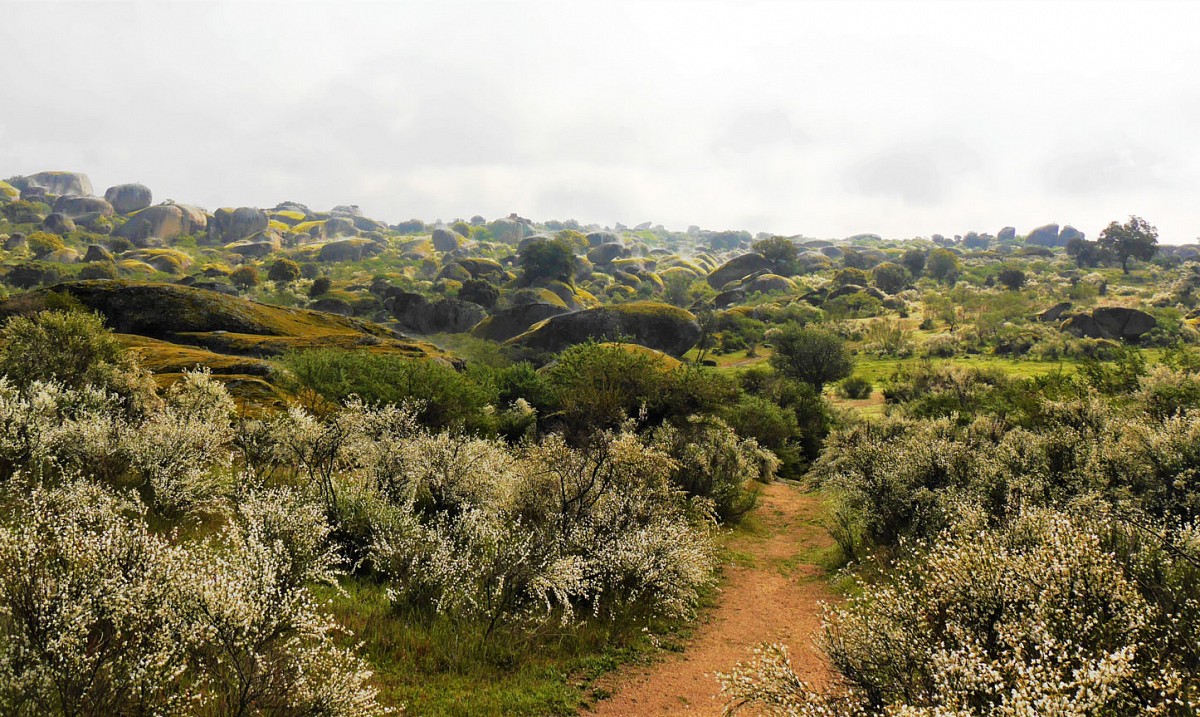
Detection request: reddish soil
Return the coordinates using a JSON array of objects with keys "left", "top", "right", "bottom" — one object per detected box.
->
[{"left": 587, "top": 481, "right": 835, "bottom": 716}]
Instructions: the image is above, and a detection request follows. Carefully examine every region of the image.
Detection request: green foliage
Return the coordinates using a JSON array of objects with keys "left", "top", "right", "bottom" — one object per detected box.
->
[
  {"left": 996, "top": 265, "right": 1026, "bottom": 290},
  {"left": 926, "top": 248, "right": 959, "bottom": 283},
  {"left": 25, "top": 231, "right": 65, "bottom": 258},
  {"left": 458, "top": 278, "right": 499, "bottom": 309},
  {"left": 230, "top": 264, "right": 260, "bottom": 288},
  {"left": 281, "top": 349, "right": 498, "bottom": 432},
  {"left": 0, "top": 309, "right": 156, "bottom": 414},
  {"left": 900, "top": 247, "right": 926, "bottom": 277},
  {"left": 519, "top": 237, "right": 578, "bottom": 286},
  {"left": 267, "top": 257, "right": 302, "bottom": 283},
  {"left": 870, "top": 262, "right": 910, "bottom": 294},
  {"left": 1099, "top": 215, "right": 1159, "bottom": 274},
  {"left": 838, "top": 375, "right": 873, "bottom": 399},
  {"left": 309, "top": 276, "right": 332, "bottom": 297},
  {"left": 769, "top": 324, "right": 854, "bottom": 390},
  {"left": 751, "top": 236, "right": 800, "bottom": 276}
]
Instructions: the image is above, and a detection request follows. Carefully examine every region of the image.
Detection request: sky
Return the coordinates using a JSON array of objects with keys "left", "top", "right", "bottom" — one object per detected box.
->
[{"left": 2, "top": 0, "right": 1198, "bottom": 242}]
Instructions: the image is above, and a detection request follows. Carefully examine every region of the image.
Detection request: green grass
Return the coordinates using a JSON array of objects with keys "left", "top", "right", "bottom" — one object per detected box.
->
[
  {"left": 313, "top": 577, "right": 690, "bottom": 716},
  {"left": 850, "top": 354, "right": 1081, "bottom": 385}
]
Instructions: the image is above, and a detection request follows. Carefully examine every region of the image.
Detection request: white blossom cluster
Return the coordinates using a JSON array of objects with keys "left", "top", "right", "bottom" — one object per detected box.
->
[
  {"left": 721, "top": 509, "right": 1199, "bottom": 716},
  {"left": 0, "top": 361, "right": 741, "bottom": 712}
]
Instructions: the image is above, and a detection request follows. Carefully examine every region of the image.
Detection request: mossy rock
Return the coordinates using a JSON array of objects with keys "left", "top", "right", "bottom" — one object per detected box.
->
[
  {"left": 436, "top": 263, "right": 472, "bottom": 282},
  {"left": 0, "top": 180, "right": 19, "bottom": 200},
  {"left": 456, "top": 257, "right": 505, "bottom": 280},
  {"left": 707, "top": 252, "right": 772, "bottom": 288},
  {"left": 0, "top": 280, "right": 448, "bottom": 361},
  {"left": 119, "top": 334, "right": 273, "bottom": 376},
  {"left": 512, "top": 287, "right": 568, "bottom": 310},
  {"left": 470, "top": 302, "right": 569, "bottom": 342},
  {"left": 743, "top": 273, "right": 796, "bottom": 294},
  {"left": 270, "top": 209, "right": 307, "bottom": 225},
  {"left": 597, "top": 342, "right": 682, "bottom": 371},
  {"left": 606, "top": 284, "right": 637, "bottom": 299},
  {"left": 117, "top": 259, "right": 157, "bottom": 275},
  {"left": 505, "top": 301, "right": 701, "bottom": 356},
  {"left": 643, "top": 271, "right": 665, "bottom": 291},
  {"left": 397, "top": 237, "right": 435, "bottom": 260},
  {"left": 290, "top": 220, "right": 327, "bottom": 237},
  {"left": 317, "top": 238, "right": 378, "bottom": 262},
  {"left": 124, "top": 248, "right": 192, "bottom": 275}
]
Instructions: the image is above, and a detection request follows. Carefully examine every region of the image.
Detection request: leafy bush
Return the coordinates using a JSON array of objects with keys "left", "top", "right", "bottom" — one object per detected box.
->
[
  {"left": 768, "top": 324, "right": 854, "bottom": 391},
  {"left": 838, "top": 375, "right": 872, "bottom": 399}
]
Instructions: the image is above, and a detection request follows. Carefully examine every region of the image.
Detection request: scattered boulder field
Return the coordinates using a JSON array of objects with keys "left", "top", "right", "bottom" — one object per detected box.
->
[{"left": 1, "top": 168, "right": 1195, "bottom": 395}]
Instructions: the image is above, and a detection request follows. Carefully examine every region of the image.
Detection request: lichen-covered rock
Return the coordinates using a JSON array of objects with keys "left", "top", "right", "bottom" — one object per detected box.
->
[
  {"left": 998, "top": 226, "right": 1017, "bottom": 242},
  {"left": 43, "top": 248, "right": 81, "bottom": 264},
  {"left": 209, "top": 207, "right": 269, "bottom": 244},
  {"left": 114, "top": 204, "right": 204, "bottom": 245},
  {"left": 23, "top": 171, "right": 93, "bottom": 197},
  {"left": 431, "top": 227, "right": 467, "bottom": 252},
  {"left": 435, "top": 263, "right": 472, "bottom": 282},
  {"left": 1037, "top": 302, "right": 1072, "bottom": 323},
  {"left": 586, "top": 231, "right": 618, "bottom": 247},
  {"left": 83, "top": 244, "right": 115, "bottom": 263},
  {"left": 743, "top": 273, "right": 796, "bottom": 294},
  {"left": 488, "top": 216, "right": 532, "bottom": 244},
  {"left": 42, "top": 213, "right": 76, "bottom": 235},
  {"left": 706, "top": 253, "right": 772, "bottom": 289},
  {"left": 505, "top": 301, "right": 701, "bottom": 356},
  {"left": 456, "top": 257, "right": 506, "bottom": 281},
  {"left": 310, "top": 297, "right": 354, "bottom": 316},
  {"left": 104, "top": 183, "right": 153, "bottom": 214},
  {"left": 587, "top": 242, "right": 624, "bottom": 265},
  {"left": 317, "top": 238, "right": 379, "bottom": 262},
  {"left": 53, "top": 195, "right": 114, "bottom": 218},
  {"left": 1059, "top": 225, "right": 1085, "bottom": 244},
  {"left": 324, "top": 216, "right": 359, "bottom": 237},
  {"left": 389, "top": 292, "right": 488, "bottom": 334},
  {"left": 470, "top": 303, "right": 569, "bottom": 342},
  {"left": 1025, "top": 223, "right": 1062, "bottom": 247},
  {"left": 224, "top": 234, "right": 280, "bottom": 258},
  {"left": 0, "top": 180, "right": 19, "bottom": 200},
  {"left": 1061, "top": 306, "right": 1157, "bottom": 340}
]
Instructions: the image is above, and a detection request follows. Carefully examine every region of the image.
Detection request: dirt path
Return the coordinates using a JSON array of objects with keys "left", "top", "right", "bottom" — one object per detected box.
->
[{"left": 587, "top": 481, "right": 835, "bottom": 716}]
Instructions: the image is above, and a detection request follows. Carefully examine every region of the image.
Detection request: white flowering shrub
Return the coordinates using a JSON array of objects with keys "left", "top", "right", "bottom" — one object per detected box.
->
[
  {"left": 722, "top": 509, "right": 1199, "bottom": 716},
  {"left": 651, "top": 415, "right": 777, "bottom": 522},
  {"left": 0, "top": 480, "right": 192, "bottom": 715},
  {"left": 123, "top": 370, "right": 236, "bottom": 515}
]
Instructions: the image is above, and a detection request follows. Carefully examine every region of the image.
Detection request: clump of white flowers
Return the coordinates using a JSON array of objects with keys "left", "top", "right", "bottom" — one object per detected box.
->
[{"left": 722, "top": 509, "right": 1200, "bottom": 716}]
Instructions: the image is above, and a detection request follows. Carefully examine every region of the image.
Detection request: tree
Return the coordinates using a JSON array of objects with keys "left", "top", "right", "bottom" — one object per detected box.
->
[
  {"left": 768, "top": 324, "right": 854, "bottom": 391},
  {"left": 752, "top": 236, "right": 800, "bottom": 276},
  {"left": 267, "top": 258, "right": 301, "bottom": 283},
  {"left": 1098, "top": 215, "right": 1158, "bottom": 274},
  {"left": 308, "top": 276, "right": 332, "bottom": 297},
  {"left": 230, "top": 265, "right": 259, "bottom": 289},
  {"left": 926, "top": 248, "right": 959, "bottom": 284},
  {"left": 901, "top": 248, "right": 926, "bottom": 277},
  {"left": 996, "top": 266, "right": 1026, "bottom": 291},
  {"left": 518, "top": 237, "right": 578, "bottom": 286},
  {"left": 871, "top": 262, "right": 911, "bottom": 295},
  {"left": 1066, "top": 237, "right": 1105, "bottom": 268}
]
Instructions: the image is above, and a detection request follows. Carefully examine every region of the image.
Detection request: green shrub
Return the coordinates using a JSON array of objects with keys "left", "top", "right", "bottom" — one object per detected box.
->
[{"left": 838, "top": 376, "right": 873, "bottom": 399}]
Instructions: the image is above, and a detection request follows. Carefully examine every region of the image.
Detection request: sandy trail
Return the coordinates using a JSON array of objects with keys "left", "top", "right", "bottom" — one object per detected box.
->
[{"left": 587, "top": 481, "right": 835, "bottom": 716}]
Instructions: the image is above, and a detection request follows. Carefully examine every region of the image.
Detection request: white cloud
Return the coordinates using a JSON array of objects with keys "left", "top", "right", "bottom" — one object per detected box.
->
[{"left": 1, "top": 0, "right": 1197, "bottom": 242}]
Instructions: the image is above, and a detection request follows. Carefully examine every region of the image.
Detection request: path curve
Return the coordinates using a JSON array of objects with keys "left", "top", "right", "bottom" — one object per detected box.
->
[{"left": 587, "top": 481, "right": 835, "bottom": 716}]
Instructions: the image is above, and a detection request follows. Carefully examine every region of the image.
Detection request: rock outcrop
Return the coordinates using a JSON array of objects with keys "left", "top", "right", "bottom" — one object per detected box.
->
[
  {"left": 105, "top": 183, "right": 153, "bottom": 214},
  {"left": 505, "top": 301, "right": 701, "bottom": 356}
]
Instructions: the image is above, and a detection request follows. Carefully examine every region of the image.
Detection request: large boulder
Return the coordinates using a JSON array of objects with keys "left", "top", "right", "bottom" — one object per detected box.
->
[
  {"left": 83, "top": 244, "right": 115, "bottom": 263},
  {"left": 1025, "top": 223, "right": 1062, "bottom": 247},
  {"left": 743, "top": 273, "right": 796, "bottom": 294},
  {"left": 317, "top": 238, "right": 378, "bottom": 262},
  {"left": 1061, "top": 306, "right": 1157, "bottom": 341},
  {"left": 209, "top": 207, "right": 269, "bottom": 244},
  {"left": 1091, "top": 306, "right": 1157, "bottom": 340},
  {"left": 587, "top": 242, "right": 624, "bottom": 265},
  {"left": 488, "top": 216, "right": 532, "bottom": 244},
  {"left": 505, "top": 301, "right": 701, "bottom": 356},
  {"left": 42, "top": 213, "right": 76, "bottom": 235},
  {"left": 23, "top": 171, "right": 93, "bottom": 197},
  {"left": 469, "top": 303, "right": 569, "bottom": 342},
  {"left": 431, "top": 227, "right": 467, "bottom": 252},
  {"left": 1059, "top": 225, "right": 1085, "bottom": 244},
  {"left": 389, "top": 292, "right": 488, "bottom": 334},
  {"left": 324, "top": 216, "right": 359, "bottom": 237},
  {"left": 114, "top": 204, "right": 205, "bottom": 245},
  {"left": 586, "top": 231, "right": 618, "bottom": 247},
  {"left": 1037, "top": 301, "right": 1072, "bottom": 323},
  {"left": 105, "top": 183, "right": 153, "bottom": 214},
  {"left": 53, "top": 195, "right": 114, "bottom": 218},
  {"left": 706, "top": 253, "right": 773, "bottom": 289}
]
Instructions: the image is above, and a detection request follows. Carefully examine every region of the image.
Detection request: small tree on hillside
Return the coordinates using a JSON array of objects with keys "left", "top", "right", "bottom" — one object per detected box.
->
[
  {"left": 768, "top": 325, "right": 854, "bottom": 392},
  {"left": 518, "top": 237, "right": 578, "bottom": 286},
  {"left": 901, "top": 248, "right": 926, "bottom": 277},
  {"left": 1098, "top": 215, "right": 1158, "bottom": 274},
  {"left": 752, "top": 236, "right": 800, "bottom": 276},
  {"left": 926, "top": 248, "right": 959, "bottom": 284},
  {"left": 871, "top": 262, "right": 911, "bottom": 295},
  {"left": 997, "top": 266, "right": 1026, "bottom": 291},
  {"left": 267, "top": 258, "right": 301, "bottom": 283}
]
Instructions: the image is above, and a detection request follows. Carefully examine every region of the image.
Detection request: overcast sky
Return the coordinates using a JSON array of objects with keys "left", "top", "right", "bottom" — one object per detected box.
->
[{"left": 2, "top": 0, "right": 1198, "bottom": 241}]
